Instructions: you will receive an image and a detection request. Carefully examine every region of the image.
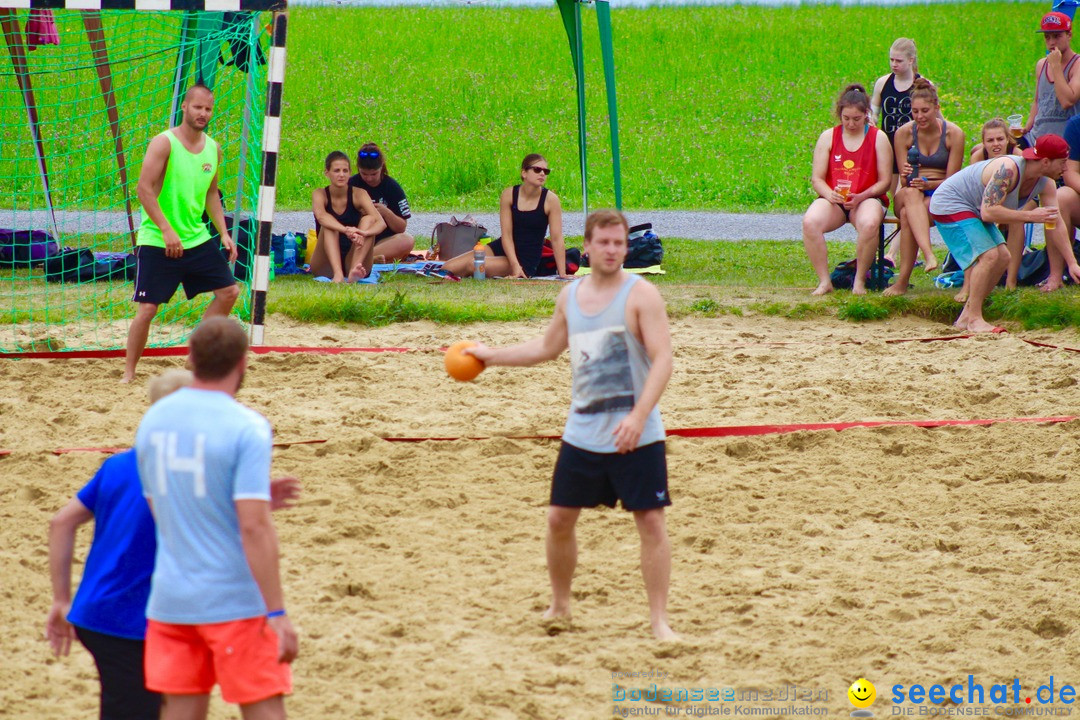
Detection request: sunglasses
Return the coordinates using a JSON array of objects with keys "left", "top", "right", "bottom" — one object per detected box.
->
[
  {"left": 528, "top": 166, "right": 551, "bottom": 175},
  {"left": 358, "top": 150, "right": 380, "bottom": 158}
]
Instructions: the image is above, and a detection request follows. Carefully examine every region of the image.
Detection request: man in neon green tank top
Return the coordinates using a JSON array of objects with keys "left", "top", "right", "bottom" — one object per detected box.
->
[{"left": 122, "top": 83, "right": 240, "bottom": 383}]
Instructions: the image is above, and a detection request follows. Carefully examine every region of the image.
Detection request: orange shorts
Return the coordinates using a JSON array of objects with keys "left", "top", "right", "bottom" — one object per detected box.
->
[{"left": 145, "top": 618, "right": 292, "bottom": 705}]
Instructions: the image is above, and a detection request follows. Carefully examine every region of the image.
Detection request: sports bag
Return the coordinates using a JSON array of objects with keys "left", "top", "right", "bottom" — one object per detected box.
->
[
  {"left": 829, "top": 257, "right": 895, "bottom": 291},
  {"left": 0, "top": 229, "right": 60, "bottom": 266},
  {"left": 431, "top": 216, "right": 488, "bottom": 261}
]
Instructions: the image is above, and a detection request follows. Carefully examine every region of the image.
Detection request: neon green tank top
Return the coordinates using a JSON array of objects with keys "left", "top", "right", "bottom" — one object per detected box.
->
[{"left": 137, "top": 130, "right": 218, "bottom": 249}]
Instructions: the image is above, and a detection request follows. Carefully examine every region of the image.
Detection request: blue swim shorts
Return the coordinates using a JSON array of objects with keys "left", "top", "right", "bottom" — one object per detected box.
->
[{"left": 935, "top": 217, "right": 1004, "bottom": 271}]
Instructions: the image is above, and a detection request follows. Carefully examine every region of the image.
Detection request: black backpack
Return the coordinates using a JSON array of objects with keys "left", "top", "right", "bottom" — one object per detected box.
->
[{"left": 829, "top": 257, "right": 895, "bottom": 291}]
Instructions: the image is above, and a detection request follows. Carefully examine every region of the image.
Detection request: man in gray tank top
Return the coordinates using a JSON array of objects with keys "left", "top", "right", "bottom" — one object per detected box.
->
[
  {"left": 468, "top": 210, "right": 677, "bottom": 641},
  {"left": 1024, "top": 12, "right": 1080, "bottom": 145},
  {"left": 929, "top": 134, "right": 1073, "bottom": 332}
]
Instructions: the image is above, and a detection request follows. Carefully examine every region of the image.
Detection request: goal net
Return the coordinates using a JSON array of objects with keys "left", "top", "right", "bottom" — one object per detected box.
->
[{"left": 0, "top": 3, "right": 282, "bottom": 354}]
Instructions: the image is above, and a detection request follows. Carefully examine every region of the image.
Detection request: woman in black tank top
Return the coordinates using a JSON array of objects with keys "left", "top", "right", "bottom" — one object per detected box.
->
[
  {"left": 441, "top": 153, "right": 568, "bottom": 279},
  {"left": 309, "top": 151, "right": 385, "bottom": 282}
]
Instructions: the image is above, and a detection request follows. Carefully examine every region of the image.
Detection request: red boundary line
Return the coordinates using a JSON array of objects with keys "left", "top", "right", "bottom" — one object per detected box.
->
[
  {"left": 4, "top": 335, "right": 1079, "bottom": 361},
  {"left": 1022, "top": 339, "right": 1080, "bottom": 353},
  {"left": 0, "top": 450, "right": 11, "bottom": 457},
  {"left": 1, "top": 346, "right": 425, "bottom": 360},
  {"left": 43, "top": 415, "right": 1080, "bottom": 453},
  {"left": 53, "top": 438, "right": 328, "bottom": 456},
  {"left": 381, "top": 415, "right": 1078, "bottom": 443}
]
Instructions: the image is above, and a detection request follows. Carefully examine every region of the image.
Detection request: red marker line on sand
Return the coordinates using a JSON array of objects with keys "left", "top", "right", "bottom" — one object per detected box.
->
[
  {"left": 0, "top": 346, "right": 427, "bottom": 360},
  {"left": 53, "top": 438, "right": 328, "bottom": 455},
  {"left": 381, "top": 415, "right": 1078, "bottom": 442},
  {"left": 45, "top": 416, "right": 1080, "bottom": 453},
  {"left": 6, "top": 334, "right": 1078, "bottom": 361}
]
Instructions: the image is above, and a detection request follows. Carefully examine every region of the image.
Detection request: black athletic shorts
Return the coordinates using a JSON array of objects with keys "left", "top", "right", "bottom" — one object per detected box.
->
[
  {"left": 75, "top": 625, "right": 161, "bottom": 720},
  {"left": 551, "top": 440, "right": 670, "bottom": 511},
  {"left": 132, "top": 240, "right": 236, "bottom": 305}
]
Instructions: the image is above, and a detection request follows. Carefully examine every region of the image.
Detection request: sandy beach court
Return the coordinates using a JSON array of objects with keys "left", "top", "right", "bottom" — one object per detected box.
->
[{"left": 2, "top": 314, "right": 1079, "bottom": 719}]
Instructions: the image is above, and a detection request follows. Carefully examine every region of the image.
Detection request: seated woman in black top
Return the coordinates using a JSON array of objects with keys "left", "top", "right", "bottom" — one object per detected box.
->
[
  {"left": 442, "top": 153, "right": 568, "bottom": 278},
  {"left": 348, "top": 142, "right": 415, "bottom": 263},
  {"left": 310, "top": 151, "right": 384, "bottom": 282},
  {"left": 884, "top": 78, "right": 965, "bottom": 296}
]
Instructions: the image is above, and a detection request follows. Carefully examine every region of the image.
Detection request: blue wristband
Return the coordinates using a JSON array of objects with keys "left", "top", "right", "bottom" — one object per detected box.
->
[{"left": 267, "top": 609, "right": 286, "bottom": 619}]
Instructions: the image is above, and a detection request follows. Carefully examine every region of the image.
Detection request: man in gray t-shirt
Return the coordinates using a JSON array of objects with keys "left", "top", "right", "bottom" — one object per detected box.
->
[
  {"left": 468, "top": 210, "right": 677, "bottom": 641},
  {"left": 929, "top": 134, "right": 1073, "bottom": 333}
]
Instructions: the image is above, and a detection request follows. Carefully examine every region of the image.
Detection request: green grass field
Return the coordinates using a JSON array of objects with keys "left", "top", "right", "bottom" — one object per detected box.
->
[
  {"left": 266, "top": 238, "right": 1080, "bottom": 332},
  {"left": 281, "top": 1, "right": 1045, "bottom": 212},
  {"left": 4, "top": 1, "right": 1080, "bottom": 347}
]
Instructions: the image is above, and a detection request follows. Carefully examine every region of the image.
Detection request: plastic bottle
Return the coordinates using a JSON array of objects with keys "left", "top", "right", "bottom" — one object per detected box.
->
[
  {"left": 283, "top": 232, "right": 296, "bottom": 266},
  {"left": 473, "top": 243, "right": 486, "bottom": 280},
  {"left": 907, "top": 145, "right": 920, "bottom": 184}
]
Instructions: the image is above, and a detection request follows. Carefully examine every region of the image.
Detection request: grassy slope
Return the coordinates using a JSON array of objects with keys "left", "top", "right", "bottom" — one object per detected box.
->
[{"left": 282, "top": 2, "right": 1043, "bottom": 212}]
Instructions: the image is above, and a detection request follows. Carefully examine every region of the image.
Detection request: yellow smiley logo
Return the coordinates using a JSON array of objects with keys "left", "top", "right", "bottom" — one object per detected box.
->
[
  {"left": 843, "top": 159, "right": 856, "bottom": 170},
  {"left": 848, "top": 678, "right": 876, "bottom": 709}
]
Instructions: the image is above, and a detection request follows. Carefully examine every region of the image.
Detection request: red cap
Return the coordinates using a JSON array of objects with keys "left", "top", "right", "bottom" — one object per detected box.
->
[
  {"left": 1038, "top": 11, "right": 1072, "bottom": 33},
  {"left": 1022, "top": 133, "right": 1070, "bottom": 161}
]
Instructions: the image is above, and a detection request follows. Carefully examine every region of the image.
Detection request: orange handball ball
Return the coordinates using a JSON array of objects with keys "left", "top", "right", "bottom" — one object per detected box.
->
[{"left": 445, "top": 341, "right": 485, "bottom": 382}]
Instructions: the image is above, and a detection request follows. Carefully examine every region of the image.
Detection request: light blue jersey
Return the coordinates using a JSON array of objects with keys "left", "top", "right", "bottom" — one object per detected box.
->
[{"left": 135, "top": 387, "right": 272, "bottom": 624}]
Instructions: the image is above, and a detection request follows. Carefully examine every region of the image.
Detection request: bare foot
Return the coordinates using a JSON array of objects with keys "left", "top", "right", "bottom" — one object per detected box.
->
[
  {"left": 652, "top": 620, "right": 679, "bottom": 641},
  {"left": 952, "top": 314, "right": 970, "bottom": 331},
  {"left": 851, "top": 284, "right": 867, "bottom": 296},
  {"left": 331, "top": 273, "right": 345, "bottom": 283},
  {"left": 884, "top": 253, "right": 897, "bottom": 265},
  {"left": 373, "top": 254, "right": 387, "bottom": 265},
  {"left": 541, "top": 607, "right": 572, "bottom": 636},
  {"left": 966, "top": 318, "right": 1005, "bottom": 333},
  {"left": 1040, "top": 279, "right": 1064, "bottom": 293},
  {"left": 811, "top": 282, "right": 833, "bottom": 296},
  {"left": 120, "top": 373, "right": 133, "bottom": 384},
  {"left": 882, "top": 283, "right": 908, "bottom": 297},
  {"left": 347, "top": 264, "right": 369, "bottom": 282},
  {"left": 923, "top": 254, "right": 939, "bottom": 273},
  {"left": 953, "top": 290, "right": 968, "bottom": 303}
]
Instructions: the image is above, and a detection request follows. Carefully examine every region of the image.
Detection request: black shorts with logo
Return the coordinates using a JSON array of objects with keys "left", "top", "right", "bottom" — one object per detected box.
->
[
  {"left": 132, "top": 240, "right": 235, "bottom": 305},
  {"left": 551, "top": 440, "right": 670, "bottom": 512}
]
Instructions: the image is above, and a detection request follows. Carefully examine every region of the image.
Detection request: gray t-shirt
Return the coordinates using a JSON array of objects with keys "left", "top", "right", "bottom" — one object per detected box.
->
[
  {"left": 562, "top": 275, "right": 665, "bottom": 453},
  {"left": 929, "top": 157, "right": 1048, "bottom": 219}
]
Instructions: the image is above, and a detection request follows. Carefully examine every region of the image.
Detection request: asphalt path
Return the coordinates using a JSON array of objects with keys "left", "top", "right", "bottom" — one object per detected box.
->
[{"left": 3, "top": 209, "right": 955, "bottom": 244}]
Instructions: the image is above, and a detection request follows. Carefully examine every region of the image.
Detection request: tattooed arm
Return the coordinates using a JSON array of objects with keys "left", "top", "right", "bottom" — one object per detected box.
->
[{"left": 980, "top": 158, "right": 1054, "bottom": 224}]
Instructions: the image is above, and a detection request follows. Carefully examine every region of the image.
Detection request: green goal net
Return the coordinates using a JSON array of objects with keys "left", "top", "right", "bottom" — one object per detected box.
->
[{"left": 0, "top": 8, "right": 271, "bottom": 353}]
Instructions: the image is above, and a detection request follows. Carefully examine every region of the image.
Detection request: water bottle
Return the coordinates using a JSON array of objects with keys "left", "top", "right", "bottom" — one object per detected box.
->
[
  {"left": 283, "top": 232, "right": 296, "bottom": 266},
  {"left": 472, "top": 243, "right": 486, "bottom": 280},
  {"left": 907, "top": 145, "right": 920, "bottom": 184}
]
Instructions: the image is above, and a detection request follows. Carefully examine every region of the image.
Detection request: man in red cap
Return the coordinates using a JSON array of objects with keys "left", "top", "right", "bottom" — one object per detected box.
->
[
  {"left": 1023, "top": 12, "right": 1080, "bottom": 146},
  {"left": 929, "top": 134, "right": 1080, "bottom": 332}
]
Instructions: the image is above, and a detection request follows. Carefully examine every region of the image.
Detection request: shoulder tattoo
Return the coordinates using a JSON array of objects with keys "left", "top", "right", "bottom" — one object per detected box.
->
[{"left": 983, "top": 163, "right": 1013, "bottom": 207}]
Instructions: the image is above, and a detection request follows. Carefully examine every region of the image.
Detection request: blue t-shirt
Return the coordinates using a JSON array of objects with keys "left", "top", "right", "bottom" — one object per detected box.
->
[
  {"left": 135, "top": 387, "right": 273, "bottom": 625},
  {"left": 66, "top": 450, "right": 156, "bottom": 640},
  {"left": 1064, "top": 115, "right": 1080, "bottom": 162}
]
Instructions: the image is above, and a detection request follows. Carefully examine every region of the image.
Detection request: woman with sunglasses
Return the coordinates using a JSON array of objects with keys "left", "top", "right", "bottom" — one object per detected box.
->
[
  {"left": 443, "top": 153, "right": 568, "bottom": 278},
  {"left": 348, "top": 142, "right": 415, "bottom": 262}
]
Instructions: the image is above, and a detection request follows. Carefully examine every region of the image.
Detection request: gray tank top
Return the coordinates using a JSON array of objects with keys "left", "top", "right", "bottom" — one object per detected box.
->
[
  {"left": 929, "top": 157, "right": 1048, "bottom": 217},
  {"left": 912, "top": 119, "right": 950, "bottom": 170},
  {"left": 1031, "top": 54, "right": 1080, "bottom": 140},
  {"left": 562, "top": 274, "right": 665, "bottom": 453}
]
